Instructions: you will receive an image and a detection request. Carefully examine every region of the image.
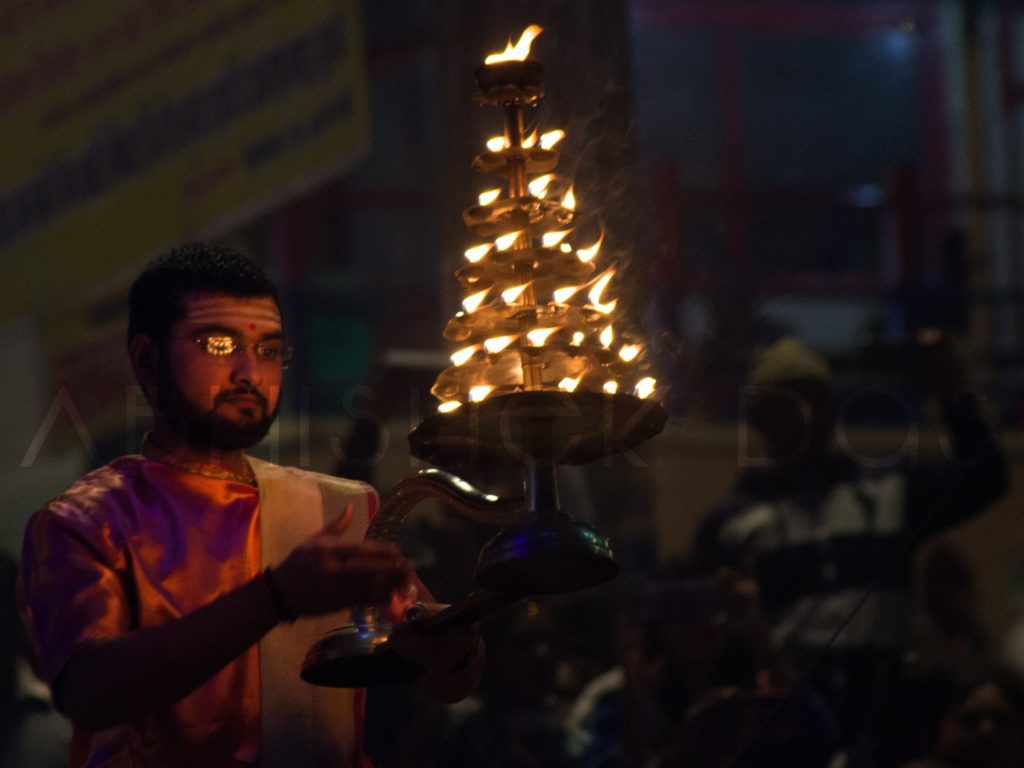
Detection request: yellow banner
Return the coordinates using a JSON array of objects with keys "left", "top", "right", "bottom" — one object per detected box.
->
[{"left": 0, "top": 0, "right": 370, "bottom": 321}]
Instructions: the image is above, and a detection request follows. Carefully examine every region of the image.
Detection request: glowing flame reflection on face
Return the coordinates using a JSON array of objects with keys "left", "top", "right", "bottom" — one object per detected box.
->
[
  {"left": 526, "top": 326, "right": 559, "bottom": 346},
  {"left": 558, "top": 375, "right": 582, "bottom": 392},
  {"left": 483, "top": 336, "right": 516, "bottom": 354},
  {"left": 468, "top": 385, "right": 494, "bottom": 402},
  {"left": 484, "top": 24, "right": 543, "bottom": 64},
  {"left": 464, "top": 244, "right": 491, "bottom": 263},
  {"left": 618, "top": 344, "right": 641, "bottom": 362},
  {"left": 451, "top": 345, "right": 479, "bottom": 366},
  {"left": 438, "top": 401, "right": 462, "bottom": 413},
  {"left": 603, "top": 380, "right": 619, "bottom": 394},
  {"left": 495, "top": 231, "right": 521, "bottom": 251},
  {"left": 588, "top": 270, "right": 618, "bottom": 314},
  {"left": 540, "top": 129, "right": 565, "bottom": 150},
  {"left": 600, "top": 325, "right": 614, "bottom": 348},
  {"left": 635, "top": 377, "right": 656, "bottom": 399},
  {"left": 462, "top": 288, "right": 489, "bottom": 313},
  {"left": 478, "top": 188, "right": 501, "bottom": 206},
  {"left": 528, "top": 174, "right": 553, "bottom": 198}
]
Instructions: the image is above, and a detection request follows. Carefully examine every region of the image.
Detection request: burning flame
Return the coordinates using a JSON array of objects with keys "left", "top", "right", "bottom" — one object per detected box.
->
[
  {"left": 542, "top": 230, "right": 570, "bottom": 248},
  {"left": 484, "top": 336, "right": 516, "bottom": 353},
  {"left": 600, "top": 325, "right": 614, "bottom": 348},
  {"left": 561, "top": 186, "right": 576, "bottom": 210},
  {"left": 571, "top": 331, "right": 585, "bottom": 346},
  {"left": 618, "top": 344, "right": 641, "bottom": 362},
  {"left": 560, "top": 243, "right": 572, "bottom": 253},
  {"left": 528, "top": 174, "right": 553, "bottom": 198},
  {"left": 462, "top": 288, "right": 490, "bottom": 313},
  {"left": 540, "top": 129, "right": 565, "bottom": 150},
  {"left": 635, "top": 377, "right": 656, "bottom": 399},
  {"left": 465, "top": 244, "right": 491, "bottom": 263},
  {"left": 558, "top": 375, "right": 582, "bottom": 392},
  {"left": 577, "top": 233, "right": 604, "bottom": 263},
  {"left": 526, "top": 326, "right": 559, "bottom": 346},
  {"left": 451, "top": 345, "right": 479, "bottom": 366},
  {"left": 521, "top": 130, "right": 539, "bottom": 149},
  {"left": 588, "top": 270, "right": 618, "bottom": 314},
  {"left": 478, "top": 188, "right": 501, "bottom": 206},
  {"left": 495, "top": 231, "right": 521, "bottom": 251},
  {"left": 603, "top": 380, "right": 619, "bottom": 394},
  {"left": 438, "top": 401, "right": 462, "bottom": 413},
  {"left": 484, "top": 24, "right": 543, "bottom": 64},
  {"left": 486, "top": 136, "right": 508, "bottom": 152},
  {"left": 553, "top": 285, "right": 580, "bottom": 303},
  {"left": 468, "top": 385, "right": 495, "bottom": 402},
  {"left": 501, "top": 284, "right": 529, "bottom": 303}
]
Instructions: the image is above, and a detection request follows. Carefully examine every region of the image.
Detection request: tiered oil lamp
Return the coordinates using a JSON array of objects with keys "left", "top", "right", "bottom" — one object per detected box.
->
[{"left": 302, "top": 25, "right": 666, "bottom": 688}]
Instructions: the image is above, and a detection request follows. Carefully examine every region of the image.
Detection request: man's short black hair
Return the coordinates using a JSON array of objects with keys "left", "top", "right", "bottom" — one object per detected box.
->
[{"left": 127, "top": 242, "right": 280, "bottom": 347}]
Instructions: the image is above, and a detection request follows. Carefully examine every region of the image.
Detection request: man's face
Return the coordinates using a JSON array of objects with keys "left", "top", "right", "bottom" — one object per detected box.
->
[{"left": 155, "top": 292, "right": 285, "bottom": 451}]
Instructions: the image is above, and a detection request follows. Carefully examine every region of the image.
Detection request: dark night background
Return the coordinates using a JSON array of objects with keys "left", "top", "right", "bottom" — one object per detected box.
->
[{"left": 5, "top": 1, "right": 1024, "bottom": 766}]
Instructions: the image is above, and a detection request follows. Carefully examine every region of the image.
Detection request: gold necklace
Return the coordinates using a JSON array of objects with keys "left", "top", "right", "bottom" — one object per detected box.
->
[{"left": 141, "top": 435, "right": 257, "bottom": 486}]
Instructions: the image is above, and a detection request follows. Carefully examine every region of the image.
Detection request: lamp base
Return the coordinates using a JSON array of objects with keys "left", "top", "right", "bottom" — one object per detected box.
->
[{"left": 475, "top": 518, "right": 618, "bottom": 594}]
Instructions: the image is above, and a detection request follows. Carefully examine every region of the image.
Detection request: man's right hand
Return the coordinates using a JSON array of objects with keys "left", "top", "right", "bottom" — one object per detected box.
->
[{"left": 271, "top": 513, "right": 412, "bottom": 617}]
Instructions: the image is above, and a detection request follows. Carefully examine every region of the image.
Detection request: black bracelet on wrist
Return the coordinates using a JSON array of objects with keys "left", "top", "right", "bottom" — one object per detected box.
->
[{"left": 260, "top": 567, "right": 298, "bottom": 623}]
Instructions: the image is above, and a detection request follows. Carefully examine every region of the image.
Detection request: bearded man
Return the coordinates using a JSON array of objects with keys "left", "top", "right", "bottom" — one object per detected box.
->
[{"left": 18, "top": 243, "right": 481, "bottom": 767}]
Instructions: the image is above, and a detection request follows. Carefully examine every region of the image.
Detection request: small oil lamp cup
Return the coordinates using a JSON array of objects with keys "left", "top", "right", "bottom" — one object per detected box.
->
[{"left": 475, "top": 60, "right": 544, "bottom": 93}]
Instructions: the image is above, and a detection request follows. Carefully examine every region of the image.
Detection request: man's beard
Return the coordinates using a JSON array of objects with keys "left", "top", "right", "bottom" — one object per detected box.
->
[{"left": 156, "top": 364, "right": 278, "bottom": 451}]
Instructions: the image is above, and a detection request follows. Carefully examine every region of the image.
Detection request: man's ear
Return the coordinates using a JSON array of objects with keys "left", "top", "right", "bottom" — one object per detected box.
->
[{"left": 128, "top": 334, "right": 160, "bottom": 386}]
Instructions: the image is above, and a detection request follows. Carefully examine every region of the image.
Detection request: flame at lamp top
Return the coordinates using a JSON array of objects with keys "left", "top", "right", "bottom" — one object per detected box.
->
[{"left": 484, "top": 24, "right": 543, "bottom": 64}]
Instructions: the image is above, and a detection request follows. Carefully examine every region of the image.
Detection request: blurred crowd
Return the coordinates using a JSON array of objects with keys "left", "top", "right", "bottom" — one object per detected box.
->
[
  {"left": 357, "top": 333, "right": 1020, "bottom": 768},
  {"left": 4, "top": 333, "right": 1022, "bottom": 767}
]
